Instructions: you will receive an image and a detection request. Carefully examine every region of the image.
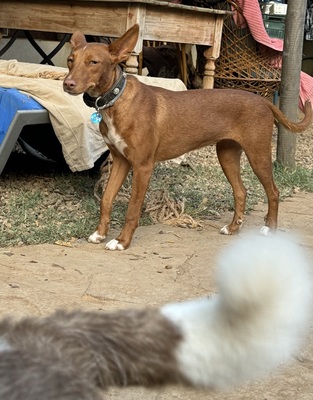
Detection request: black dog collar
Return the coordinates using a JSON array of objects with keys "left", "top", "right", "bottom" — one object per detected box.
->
[{"left": 83, "top": 65, "right": 127, "bottom": 110}]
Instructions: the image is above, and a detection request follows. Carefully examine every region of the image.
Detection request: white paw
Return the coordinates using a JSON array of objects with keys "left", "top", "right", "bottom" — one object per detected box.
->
[
  {"left": 105, "top": 239, "right": 125, "bottom": 251},
  {"left": 260, "top": 226, "right": 271, "bottom": 236},
  {"left": 88, "top": 231, "right": 106, "bottom": 244},
  {"left": 220, "top": 225, "right": 231, "bottom": 235}
]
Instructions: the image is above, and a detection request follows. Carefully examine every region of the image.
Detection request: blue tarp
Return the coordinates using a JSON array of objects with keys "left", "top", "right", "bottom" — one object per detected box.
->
[{"left": 0, "top": 88, "right": 43, "bottom": 145}]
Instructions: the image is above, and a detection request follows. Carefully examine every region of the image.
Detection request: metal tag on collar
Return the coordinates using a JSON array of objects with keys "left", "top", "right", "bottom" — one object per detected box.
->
[
  {"left": 90, "top": 110, "right": 102, "bottom": 124},
  {"left": 90, "top": 96, "right": 104, "bottom": 124}
]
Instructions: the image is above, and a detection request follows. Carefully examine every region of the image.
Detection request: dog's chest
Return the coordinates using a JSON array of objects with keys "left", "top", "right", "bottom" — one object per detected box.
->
[{"left": 101, "top": 114, "right": 127, "bottom": 156}]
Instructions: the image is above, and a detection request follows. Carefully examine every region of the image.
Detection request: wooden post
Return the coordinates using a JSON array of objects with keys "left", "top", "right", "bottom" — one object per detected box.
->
[{"left": 277, "top": 0, "right": 307, "bottom": 167}]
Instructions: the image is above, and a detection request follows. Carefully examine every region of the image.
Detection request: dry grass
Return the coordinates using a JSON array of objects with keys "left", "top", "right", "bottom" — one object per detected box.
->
[{"left": 0, "top": 125, "right": 312, "bottom": 247}]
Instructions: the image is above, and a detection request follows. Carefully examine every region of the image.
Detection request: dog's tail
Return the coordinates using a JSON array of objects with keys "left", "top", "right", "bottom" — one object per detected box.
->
[
  {"left": 161, "top": 233, "right": 312, "bottom": 390},
  {"left": 269, "top": 99, "right": 312, "bottom": 132}
]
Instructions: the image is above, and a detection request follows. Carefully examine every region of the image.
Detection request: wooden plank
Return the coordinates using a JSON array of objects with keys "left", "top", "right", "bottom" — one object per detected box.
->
[
  {"left": 0, "top": 1, "right": 129, "bottom": 37},
  {"left": 61, "top": 0, "right": 231, "bottom": 16},
  {"left": 144, "top": 6, "right": 216, "bottom": 44},
  {"left": 0, "top": 1, "right": 224, "bottom": 45}
]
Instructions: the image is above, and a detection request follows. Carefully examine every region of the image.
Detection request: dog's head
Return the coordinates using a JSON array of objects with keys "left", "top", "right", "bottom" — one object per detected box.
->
[{"left": 63, "top": 24, "right": 139, "bottom": 97}]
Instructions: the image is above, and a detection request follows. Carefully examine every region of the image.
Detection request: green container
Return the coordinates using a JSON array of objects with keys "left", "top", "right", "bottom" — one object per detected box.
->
[{"left": 262, "top": 14, "right": 285, "bottom": 39}]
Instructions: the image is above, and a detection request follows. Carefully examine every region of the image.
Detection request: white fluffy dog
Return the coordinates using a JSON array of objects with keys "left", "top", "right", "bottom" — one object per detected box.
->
[{"left": 0, "top": 233, "right": 312, "bottom": 400}]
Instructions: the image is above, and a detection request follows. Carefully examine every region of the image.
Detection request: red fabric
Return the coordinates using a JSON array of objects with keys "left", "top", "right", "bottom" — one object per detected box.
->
[{"left": 234, "top": 0, "right": 313, "bottom": 111}]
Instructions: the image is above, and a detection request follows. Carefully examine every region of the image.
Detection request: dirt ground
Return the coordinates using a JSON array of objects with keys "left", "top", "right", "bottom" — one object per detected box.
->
[{"left": 0, "top": 191, "right": 313, "bottom": 399}]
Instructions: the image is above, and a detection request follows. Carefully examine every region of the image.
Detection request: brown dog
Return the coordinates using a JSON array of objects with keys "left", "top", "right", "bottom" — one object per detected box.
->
[{"left": 63, "top": 24, "right": 312, "bottom": 250}]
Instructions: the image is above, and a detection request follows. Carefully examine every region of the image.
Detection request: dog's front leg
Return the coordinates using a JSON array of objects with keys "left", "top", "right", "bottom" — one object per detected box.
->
[
  {"left": 89, "top": 154, "right": 131, "bottom": 244},
  {"left": 105, "top": 163, "right": 154, "bottom": 251}
]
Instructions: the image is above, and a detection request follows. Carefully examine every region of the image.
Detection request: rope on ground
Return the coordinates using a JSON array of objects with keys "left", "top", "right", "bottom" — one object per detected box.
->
[
  {"left": 145, "top": 189, "right": 203, "bottom": 229},
  {"left": 94, "top": 162, "right": 202, "bottom": 229}
]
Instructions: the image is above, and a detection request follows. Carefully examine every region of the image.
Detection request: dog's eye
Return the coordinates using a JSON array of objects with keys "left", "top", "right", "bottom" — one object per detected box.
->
[
  {"left": 67, "top": 57, "right": 74, "bottom": 64},
  {"left": 90, "top": 60, "right": 99, "bottom": 65}
]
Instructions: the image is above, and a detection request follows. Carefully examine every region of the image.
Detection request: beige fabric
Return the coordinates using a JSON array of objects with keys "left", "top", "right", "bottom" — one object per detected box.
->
[
  {"left": 0, "top": 60, "right": 106, "bottom": 171},
  {"left": 0, "top": 60, "right": 186, "bottom": 171},
  {"left": 135, "top": 74, "right": 187, "bottom": 91}
]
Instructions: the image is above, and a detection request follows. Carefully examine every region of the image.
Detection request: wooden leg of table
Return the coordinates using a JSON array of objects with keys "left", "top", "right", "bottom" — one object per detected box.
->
[
  {"left": 181, "top": 44, "right": 188, "bottom": 86},
  {"left": 202, "top": 46, "right": 216, "bottom": 89},
  {"left": 125, "top": 52, "right": 139, "bottom": 75},
  {"left": 176, "top": 43, "right": 188, "bottom": 87},
  {"left": 138, "top": 51, "right": 143, "bottom": 75}
]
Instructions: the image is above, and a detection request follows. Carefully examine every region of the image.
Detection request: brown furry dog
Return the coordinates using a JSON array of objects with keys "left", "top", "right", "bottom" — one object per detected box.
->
[{"left": 0, "top": 234, "right": 312, "bottom": 399}]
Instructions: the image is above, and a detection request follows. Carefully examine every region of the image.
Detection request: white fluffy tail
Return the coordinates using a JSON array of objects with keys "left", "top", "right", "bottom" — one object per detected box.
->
[{"left": 162, "top": 233, "right": 312, "bottom": 389}]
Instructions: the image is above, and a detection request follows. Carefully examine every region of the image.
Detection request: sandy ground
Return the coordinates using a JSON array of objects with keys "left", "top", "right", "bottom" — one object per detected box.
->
[{"left": 1, "top": 191, "right": 313, "bottom": 399}]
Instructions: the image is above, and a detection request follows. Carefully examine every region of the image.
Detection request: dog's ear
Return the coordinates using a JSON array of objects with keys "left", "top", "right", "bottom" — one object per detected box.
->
[
  {"left": 109, "top": 24, "right": 139, "bottom": 64},
  {"left": 70, "top": 31, "right": 88, "bottom": 49}
]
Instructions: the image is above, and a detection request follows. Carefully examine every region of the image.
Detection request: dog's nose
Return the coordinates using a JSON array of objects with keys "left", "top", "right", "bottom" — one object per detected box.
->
[{"left": 63, "top": 79, "right": 77, "bottom": 91}]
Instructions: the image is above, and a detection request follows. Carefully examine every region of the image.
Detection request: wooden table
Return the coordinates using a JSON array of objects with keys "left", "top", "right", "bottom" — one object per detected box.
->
[{"left": 0, "top": 0, "right": 231, "bottom": 88}]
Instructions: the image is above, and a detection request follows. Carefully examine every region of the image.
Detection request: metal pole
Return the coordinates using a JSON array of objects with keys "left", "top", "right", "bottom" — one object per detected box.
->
[{"left": 277, "top": 0, "right": 307, "bottom": 167}]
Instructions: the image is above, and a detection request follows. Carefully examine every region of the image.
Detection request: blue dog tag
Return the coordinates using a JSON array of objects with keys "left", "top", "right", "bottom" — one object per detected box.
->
[{"left": 90, "top": 111, "right": 102, "bottom": 124}]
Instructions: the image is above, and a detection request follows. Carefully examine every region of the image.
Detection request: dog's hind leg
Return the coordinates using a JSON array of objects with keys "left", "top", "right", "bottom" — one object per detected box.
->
[
  {"left": 216, "top": 140, "right": 247, "bottom": 235},
  {"left": 105, "top": 162, "right": 154, "bottom": 250},
  {"left": 244, "top": 150, "right": 279, "bottom": 235},
  {"left": 89, "top": 153, "right": 131, "bottom": 244}
]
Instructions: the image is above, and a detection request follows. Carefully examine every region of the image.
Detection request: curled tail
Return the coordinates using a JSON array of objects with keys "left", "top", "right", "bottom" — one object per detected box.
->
[
  {"left": 162, "top": 233, "right": 312, "bottom": 389},
  {"left": 268, "top": 100, "right": 312, "bottom": 132}
]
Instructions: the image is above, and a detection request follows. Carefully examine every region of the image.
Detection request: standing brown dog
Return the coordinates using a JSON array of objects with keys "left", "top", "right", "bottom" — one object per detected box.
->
[{"left": 64, "top": 24, "right": 312, "bottom": 250}]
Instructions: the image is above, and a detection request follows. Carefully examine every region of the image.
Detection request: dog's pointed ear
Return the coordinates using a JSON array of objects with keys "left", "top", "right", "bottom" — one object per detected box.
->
[
  {"left": 70, "top": 31, "right": 88, "bottom": 49},
  {"left": 109, "top": 24, "right": 139, "bottom": 64}
]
